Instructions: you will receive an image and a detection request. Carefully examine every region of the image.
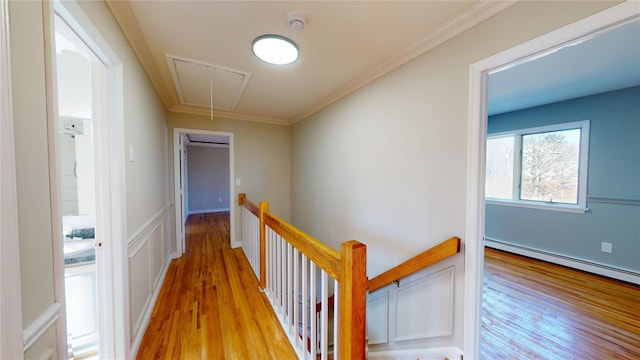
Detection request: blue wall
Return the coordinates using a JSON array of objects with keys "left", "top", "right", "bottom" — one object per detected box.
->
[{"left": 486, "top": 86, "right": 640, "bottom": 273}]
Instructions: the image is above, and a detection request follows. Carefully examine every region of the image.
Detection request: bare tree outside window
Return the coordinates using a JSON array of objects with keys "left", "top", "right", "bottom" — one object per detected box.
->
[{"left": 520, "top": 129, "right": 580, "bottom": 204}]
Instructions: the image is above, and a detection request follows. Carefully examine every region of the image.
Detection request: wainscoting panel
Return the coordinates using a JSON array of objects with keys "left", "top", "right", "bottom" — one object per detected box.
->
[
  {"left": 367, "top": 292, "right": 389, "bottom": 345},
  {"left": 394, "top": 267, "right": 454, "bottom": 342},
  {"left": 129, "top": 239, "right": 151, "bottom": 336},
  {"left": 150, "top": 223, "right": 165, "bottom": 289},
  {"left": 127, "top": 207, "right": 171, "bottom": 352},
  {"left": 367, "top": 265, "right": 456, "bottom": 356}
]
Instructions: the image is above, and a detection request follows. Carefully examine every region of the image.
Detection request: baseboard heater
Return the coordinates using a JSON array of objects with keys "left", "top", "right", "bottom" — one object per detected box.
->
[{"left": 484, "top": 238, "right": 640, "bottom": 285}]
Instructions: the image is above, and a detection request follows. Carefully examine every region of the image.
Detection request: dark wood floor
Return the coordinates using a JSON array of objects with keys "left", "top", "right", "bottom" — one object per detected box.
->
[
  {"left": 135, "top": 212, "right": 297, "bottom": 359},
  {"left": 482, "top": 247, "right": 640, "bottom": 359}
]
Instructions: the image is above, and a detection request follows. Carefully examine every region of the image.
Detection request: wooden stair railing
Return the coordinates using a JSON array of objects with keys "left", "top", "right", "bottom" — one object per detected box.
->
[
  {"left": 367, "top": 236, "right": 461, "bottom": 293},
  {"left": 238, "top": 193, "right": 367, "bottom": 359}
]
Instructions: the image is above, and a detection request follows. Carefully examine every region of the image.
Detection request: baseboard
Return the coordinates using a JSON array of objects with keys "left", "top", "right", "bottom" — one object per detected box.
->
[
  {"left": 485, "top": 239, "right": 640, "bottom": 285},
  {"left": 367, "top": 346, "right": 462, "bottom": 360},
  {"left": 231, "top": 240, "right": 242, "bottom": 249},
  {"left": 129, "top": 254, "right": 172, "bottom": 359},
  {"left": 188, "top": 208, "right": 229, "bottom": 215}
]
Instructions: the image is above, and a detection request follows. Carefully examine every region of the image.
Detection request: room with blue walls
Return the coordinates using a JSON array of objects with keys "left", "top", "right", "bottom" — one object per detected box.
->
[{"left": 486, "top": 85, "right": 640, "bottom": 275}]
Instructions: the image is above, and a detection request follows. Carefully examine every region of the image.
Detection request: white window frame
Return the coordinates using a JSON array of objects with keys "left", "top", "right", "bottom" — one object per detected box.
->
[{"left": 486, "top": 120, "right": 590, "bottom": 214}]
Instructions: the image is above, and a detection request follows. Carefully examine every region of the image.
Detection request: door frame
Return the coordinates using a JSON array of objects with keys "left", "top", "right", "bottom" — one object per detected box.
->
[
  {"left": 45, "top": 1, "right": 128, "bottom": 358},
  {"left": 173, "top": 128, "right": 236, "bottom": 256},
  {"left": 0, "top": 0, "right": 25, "bottom": 356},
  {"left": 463, "top": 2, "right": 640, "bottom": 358}
]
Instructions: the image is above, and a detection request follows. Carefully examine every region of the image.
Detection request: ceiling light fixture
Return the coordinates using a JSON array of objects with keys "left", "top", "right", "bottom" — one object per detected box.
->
[{"left": 252, "top": 34, "right": 299, "bottom": 65}]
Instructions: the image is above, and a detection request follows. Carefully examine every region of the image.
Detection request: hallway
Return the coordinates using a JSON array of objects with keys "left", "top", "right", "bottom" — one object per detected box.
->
[{"left": 136, "top": 212, "right": 297, "bottom": 359}]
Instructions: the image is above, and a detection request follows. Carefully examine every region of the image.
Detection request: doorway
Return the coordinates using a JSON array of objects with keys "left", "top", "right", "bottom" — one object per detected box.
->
[
  {"left": 463, "top": 3, "right": 640, "bottom": 358},
  {"left": 47, "top": 1, "right": 128, "bottom": 358},
  {"left": 54, "top": 12, "right": 101, "bottom": 357},
  {"left": 173, "top": 128, "right": 236, "bottom": 256}
]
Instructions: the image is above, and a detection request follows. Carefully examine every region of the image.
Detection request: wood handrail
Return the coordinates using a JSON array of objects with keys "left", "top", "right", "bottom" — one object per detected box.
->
[
  {"left": 263, "top": 211, "right": 342, "bottom": 280},
  {"left": 238, "top": 193, "right": 260, "bottom": 217},
  {"left": 238, "top": 193, "right": 367, "bottom": 359},
  {"left": 367, "top": 236, "right": 461, "bottom": 293}
]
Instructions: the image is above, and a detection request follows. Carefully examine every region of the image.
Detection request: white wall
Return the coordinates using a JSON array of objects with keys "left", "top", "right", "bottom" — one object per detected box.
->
[{"left": 290, "top": 1, "right": 618, "bottom": 356}]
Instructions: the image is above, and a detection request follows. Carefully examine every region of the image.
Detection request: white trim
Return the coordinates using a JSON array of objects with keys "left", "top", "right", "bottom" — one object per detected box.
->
[
  {"left": 464, "top": 3, "right": 640, "bottom": 358},
  {"left": 50, "top": 1, "right": 129, "bottom": 359},
  {"left": 487, "top": 120, "right": 591, "bottom": 212},
  {"left": 127, "top": 206, "right": 170, "bottom": 246},
  {"left": 485, "top": 239, "right": 640, "bottom": 286},
  {"left": 22, "top": 303, "right": 63, "bottom": 352},
  {"left": 129, "top": 250, "right": 172, "bottom": 359},
  {"left": 367, "top": 346, "right": 462, "bottom": 360},
  {"left": 290, "top": 0, "right": 517, "bottom": 123},
  {"left": 186, "top": 142, "right": 229, "bottom": 149},
  {"left": 188, "top": 208, "right": 230, "bottom": 215},
  {"left": 486, "top": 199, "right": 589, "bottom": 214},
  {"left": 0, "top": 0, "right": 25, "bottom": 356},
  {"left": 173, "top": 128, "right": 236, "bottom": 254}
]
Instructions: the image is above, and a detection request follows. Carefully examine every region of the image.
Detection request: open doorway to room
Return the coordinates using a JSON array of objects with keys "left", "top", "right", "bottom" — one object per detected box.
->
[
  {"left": 48, "top": 1, "right": 127, "bottom": 358},
  {"left": 173, "top": 129, "right": 235, "bottom": 256},
  {"left": 464, "top": 3, "right": 640, "bottom": 359},
  {"left": 54, "top": 13, "right": 102, "bottom": 358}
]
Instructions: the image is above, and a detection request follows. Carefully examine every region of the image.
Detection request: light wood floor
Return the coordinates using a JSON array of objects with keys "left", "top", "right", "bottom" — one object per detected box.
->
[
  {"left": 482, "top": 247, "right": 640, "bottom": 359},
  {"left": 135, "top": 212, "right": 297, "bottom": 359}
]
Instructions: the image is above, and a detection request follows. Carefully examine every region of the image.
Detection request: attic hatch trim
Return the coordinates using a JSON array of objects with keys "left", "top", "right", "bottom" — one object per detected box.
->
[{"left": 166, "top": 54, "right": 252, "bottom": 111}]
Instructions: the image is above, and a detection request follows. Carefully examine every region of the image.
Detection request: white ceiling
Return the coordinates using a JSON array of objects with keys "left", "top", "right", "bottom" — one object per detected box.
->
[
  {"left": 488, "top": 18, "right": 640, "bottom": 116},
  {"left": 105, "top": 2, "right": 639, "bottom": 126},
  {"left": 105, "top": 1, "right": 514, "bottom": 125}
]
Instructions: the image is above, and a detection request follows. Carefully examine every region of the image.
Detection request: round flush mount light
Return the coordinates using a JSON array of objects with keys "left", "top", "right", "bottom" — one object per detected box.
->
[{"left": 252, "top": 34, "right": 299, "bottom": 65}]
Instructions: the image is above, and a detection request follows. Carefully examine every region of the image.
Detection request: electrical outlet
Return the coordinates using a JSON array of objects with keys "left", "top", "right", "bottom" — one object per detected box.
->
[{"left": 601, "top": 242, "right": 613, "bottom": 253}]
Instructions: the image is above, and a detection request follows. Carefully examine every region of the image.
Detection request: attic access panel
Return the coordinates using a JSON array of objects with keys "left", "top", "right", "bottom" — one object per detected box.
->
[{"left": 166, "top": 55, "right": 251, "bottom": 111}]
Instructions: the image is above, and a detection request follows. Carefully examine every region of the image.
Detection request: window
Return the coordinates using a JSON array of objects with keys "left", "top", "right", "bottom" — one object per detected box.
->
[{"left": 485, "top": 121, "right": 589, "bottom": 213}]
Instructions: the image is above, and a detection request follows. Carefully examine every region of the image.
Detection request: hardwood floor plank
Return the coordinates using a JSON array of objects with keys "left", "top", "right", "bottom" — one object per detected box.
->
[
  {"left": 136, "top": 212, "right": 297, "bottom": 359},
  {"left": 482, "top": 247, "right": 640, "bottom": 359}
]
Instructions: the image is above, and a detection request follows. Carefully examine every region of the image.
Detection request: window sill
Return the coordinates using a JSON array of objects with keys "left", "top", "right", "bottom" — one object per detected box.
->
[{"left": 486, "top": 199, "right": 588, "bottom": 214}]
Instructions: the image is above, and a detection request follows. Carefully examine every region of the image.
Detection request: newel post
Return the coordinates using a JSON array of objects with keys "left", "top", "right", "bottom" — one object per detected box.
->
[
  {"left": 259, "top": 201, "right": 269, "bottom": 289},
  {"left": 238, "top": 193, "right": 246, "bottom": 206},
  {"left": 339, "top": 240, "right": 367, "bottom": 359}
]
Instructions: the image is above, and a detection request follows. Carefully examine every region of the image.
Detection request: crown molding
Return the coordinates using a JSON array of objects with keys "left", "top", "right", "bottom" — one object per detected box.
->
[
  {"left": 107, "top": 0, "right": 515, "bottom": 127},
  {"left": 105, "top": 0, "right": 175, "bottom": 108},
  {"left": 169, "top": 105, "right": 290, "bottom": 126},
  {"left": 289, "top": 0, "right": 517, "bottom": 124}
]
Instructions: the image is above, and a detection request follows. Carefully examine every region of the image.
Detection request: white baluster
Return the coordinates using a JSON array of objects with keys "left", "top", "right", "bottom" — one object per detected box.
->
[
  {"left": 333, "top": 279, "right": 339, "bottom": 360},
  {"left": 310, "top": 263, "right": 317, "bottom": 359},
  {"left": 320, "top": 270, "right": 328, "bottom": 360},
  {"left": 301, "top": 255, "right": 308, "bottom": 358}
]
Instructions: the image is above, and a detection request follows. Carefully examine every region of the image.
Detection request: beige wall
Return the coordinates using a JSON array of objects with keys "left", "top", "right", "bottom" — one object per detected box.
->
[
  {"left": 9, "top": 0, "right": 169, "bottom": 357},
  {"left": 291, "top": 0, "right": 617, "bottom": 352},
  {"left": 168, "top": 113, "right": 291, "bottom": 251},
  {"left": 76, "top": 2, "right": 169, "bottom": 236},
  {"left": 10, "top": 0, "right": 57, "bottom": 338}
]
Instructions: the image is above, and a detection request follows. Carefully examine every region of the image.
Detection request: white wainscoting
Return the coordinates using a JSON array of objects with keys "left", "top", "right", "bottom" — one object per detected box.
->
[
  {"left": 127, "top": 206, "right": 171, "bottom": 357},
  {"left": 22, "top": 302, "right": 63, "bottom": 352},
  {"left": 367, "top": 266, "right": 457, "bottom": 359}
]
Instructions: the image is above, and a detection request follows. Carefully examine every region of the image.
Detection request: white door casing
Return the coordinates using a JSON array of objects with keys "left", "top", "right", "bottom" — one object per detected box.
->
[
  {"left": 463, "top": 2, "right": 640, "bottom": 358},
  {"left": 0, "top": 0, "right": 25, "bottom": 357},
  {"left": 47, "top": 1, "right": 129, "bottom": 358},
  {"left": 173, "top": 128, "right": 236, "bottom": 256}
]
